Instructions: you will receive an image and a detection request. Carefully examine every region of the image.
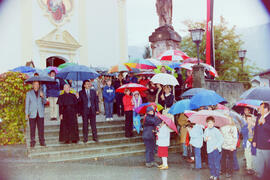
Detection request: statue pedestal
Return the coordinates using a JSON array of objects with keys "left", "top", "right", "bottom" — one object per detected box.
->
[
  {"left": 149, "top": 25, "right": 181, "bottom": 58},
  {"left": 192, "top": 64, "right": 206, "bottom": 88}
]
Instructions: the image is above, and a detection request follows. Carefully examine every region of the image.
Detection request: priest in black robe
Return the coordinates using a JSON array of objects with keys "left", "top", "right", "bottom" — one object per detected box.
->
[{"left": 57, "top": 84, "right": 80, "bottom": 144}]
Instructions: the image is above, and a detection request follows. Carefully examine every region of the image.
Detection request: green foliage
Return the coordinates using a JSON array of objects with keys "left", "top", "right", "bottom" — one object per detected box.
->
[
  {"left": 0, "top": 72, "right": 32, "bottom": 145},
  {"left": 180, "top": 16, "right": 261, "bottom": 81}
]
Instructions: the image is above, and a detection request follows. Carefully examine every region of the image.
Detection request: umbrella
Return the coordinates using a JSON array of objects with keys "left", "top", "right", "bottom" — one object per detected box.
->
[
  {"left": 10, "top": 66, "right": 36, "bottom": 73},
  {"left": 116, "top": 83, "right": 148, "bottom": 93},
  {"left": 108, "top": 64, "right": 131, "bottom": 73},
  {"left": 34, "top": 69, "right": 49, "bottom": 77},
  {"left": 157, "top": 50, "right": 189, "bottom": 62},
  {"left": 181, "top": 88, "right": 215, "bottom": 98},
  {"left": 168, "top": 62, "right": 182, "bottom": 69},
  {"left": 240, "top": 87, "right": 270, "bottom": 101},
  {"left": 232, "top": 99, "right": 261, "bottom": 115},
  {"left": 156, "top": 112, "right": 178, "bottom": 134},
  {"left": 135, "top": 102, "right": 163, "bottom": 114},
  {"left": 56, "top": 65, "right": 99, "bottom": 81},
  {"left": 125, "top": 59, "right": 156, "bottom": 70},
  {"left": 150, "top": 73, "right": 179, "bottom": 86},
  {"left": 216, "top": 104, "right": 229, "bottom": 111},
  {"left": 146, "top": 58, "right": 162, "bottom": 66},
  {"left": 135, "top": 71, "right": 155, "bottom": 77},
  {"left": 183, "top": 58, "right": 203, "bottom": 64},
  {"left": 154, "top": 65, "right": 173, "bottom": 74},
  {"left": 181, "top": 63, "right": 218, "bottom": 77},
  {"left": 190, "top": 90, "right": 227, "bottom": 110},
  {"left": 58, "top": 62, "right": 76, "bottom": 69},
  {"left": 168, "top": 99, "right": 191, "bottom": 115},
  {"left": 25, "top": 76, "right": 56, "bottom": 84},
  {"left": 45, "top": 66, "right": 59, "bottom": 74},
  {"left": 189, "top": 110, "right": 231, "bottom": 127},
  {"left": 184, "top": 110, "right": 196, "bottom": 118},
  {"left": 228, "top": 110, "right": 247, "bottom": 130}
]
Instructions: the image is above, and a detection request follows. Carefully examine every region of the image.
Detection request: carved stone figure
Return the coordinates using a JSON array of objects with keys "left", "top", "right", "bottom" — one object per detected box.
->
[{"left": 156, "top": 0, "right": 172, "bottom": 26}]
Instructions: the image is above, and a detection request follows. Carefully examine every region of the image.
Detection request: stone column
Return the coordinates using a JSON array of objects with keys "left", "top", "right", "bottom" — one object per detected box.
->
[
  {"left": 192, "top": 65, "right": 205, "bottom": 88},
  {"left": 117, "top": 0, "right": 128, "bottom": 64}
]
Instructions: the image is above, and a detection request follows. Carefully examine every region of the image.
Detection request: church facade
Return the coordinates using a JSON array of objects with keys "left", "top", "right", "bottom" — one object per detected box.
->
[{"left": 0, "top": 0, "right": 128, "bottom": 71}]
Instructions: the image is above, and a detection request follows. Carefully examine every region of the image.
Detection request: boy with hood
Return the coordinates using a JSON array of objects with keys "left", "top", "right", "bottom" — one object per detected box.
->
[{"left": 142, "top": 106, "right": 162, "bottom": 168}]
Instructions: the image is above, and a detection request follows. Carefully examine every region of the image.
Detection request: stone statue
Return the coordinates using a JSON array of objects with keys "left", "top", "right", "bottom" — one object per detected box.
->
[{"left": 156, "top": 0, "right": 172, "bottom": 26}]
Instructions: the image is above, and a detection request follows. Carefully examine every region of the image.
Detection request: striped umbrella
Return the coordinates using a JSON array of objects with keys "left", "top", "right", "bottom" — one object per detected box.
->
[
  {"left": 125, "top": 59, "right": 156, "bottom": 70},
  {"left": 158, "top": 50, "right": 189, "bottom": 62},
  {"left": 58, "top": 62, "right": 76, "bottom": 69},
  {"left": 108, "top": 64, "right": 131, "bottom": 73}
]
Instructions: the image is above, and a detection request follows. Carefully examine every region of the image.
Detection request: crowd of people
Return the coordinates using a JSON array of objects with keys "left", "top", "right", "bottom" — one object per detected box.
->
[{"left": 24, "top": 67, "right": 269, "bottom": 180}]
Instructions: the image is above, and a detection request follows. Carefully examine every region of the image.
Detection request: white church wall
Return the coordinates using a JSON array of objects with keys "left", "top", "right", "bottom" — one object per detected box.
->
[
  {"left": 85, "top": 0, "right": 120, "bottom": 68},
  {"left": 0, "top": 0, "right": 21, "bottom": 73}
]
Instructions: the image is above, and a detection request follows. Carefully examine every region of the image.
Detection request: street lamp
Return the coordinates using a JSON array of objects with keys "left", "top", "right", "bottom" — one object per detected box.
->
[
  {"left": 189, "top": 28, "right": 205, "bottom": 65},
  {"left": 237, "top": 50, "right": 247, "bottom": 72}
]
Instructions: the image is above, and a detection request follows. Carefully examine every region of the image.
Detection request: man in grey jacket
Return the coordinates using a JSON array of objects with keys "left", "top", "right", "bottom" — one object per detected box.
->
[{"left": 25, "top": 81, "right": 47, "bottom": 147}]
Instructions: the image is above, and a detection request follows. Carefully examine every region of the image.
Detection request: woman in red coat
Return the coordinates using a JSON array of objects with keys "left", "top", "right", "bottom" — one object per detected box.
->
[{"left": 123, "top": 88, "right": 134, "bottom": 137}]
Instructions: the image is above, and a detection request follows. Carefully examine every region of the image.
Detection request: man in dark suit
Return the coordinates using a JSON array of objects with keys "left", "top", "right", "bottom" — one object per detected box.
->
[
  {"left": 79, "top": 80, "right": 99, "bottom": 143},
  {"left": 252, "top": 102, "right": 270, "bottom": 179}
]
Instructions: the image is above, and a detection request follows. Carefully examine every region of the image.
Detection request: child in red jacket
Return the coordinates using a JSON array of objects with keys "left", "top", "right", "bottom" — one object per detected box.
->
[{"left": 123, "top": 88, "right": 134, "bottom": 137}]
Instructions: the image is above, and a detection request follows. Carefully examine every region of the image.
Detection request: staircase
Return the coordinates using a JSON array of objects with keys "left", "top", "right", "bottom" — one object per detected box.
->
[{"left": 26, "top": 115, "right": 180, "bottom": 162}]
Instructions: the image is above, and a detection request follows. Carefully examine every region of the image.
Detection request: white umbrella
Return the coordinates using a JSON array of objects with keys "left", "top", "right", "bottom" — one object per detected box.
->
[
  {"left": 146, "top": 58, "right": 162, "bottom": 66},
  {"left": 150, "top": 73, "right": 179, "bottom": 86},
  {"left": 181, "top": 63, "right": 218, "bottom": 77}
]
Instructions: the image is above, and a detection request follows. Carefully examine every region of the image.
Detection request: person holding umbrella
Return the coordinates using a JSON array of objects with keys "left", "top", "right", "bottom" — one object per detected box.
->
[
  {"left": 142, "top": 106, "right": 162, "bottom": 168},
  {"left": 123, "top": 88, "right": 134, "bottom": 137},
  {"left": 46, "top": 70, "right": 60, "bottom": 121},
  {"left": 25, "top": 81, "right": 47, "bottom": 147}
]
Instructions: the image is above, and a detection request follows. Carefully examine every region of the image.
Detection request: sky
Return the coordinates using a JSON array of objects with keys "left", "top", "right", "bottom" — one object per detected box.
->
[{"left": 127, "top": 0, "right": 270, "bottom": 46}]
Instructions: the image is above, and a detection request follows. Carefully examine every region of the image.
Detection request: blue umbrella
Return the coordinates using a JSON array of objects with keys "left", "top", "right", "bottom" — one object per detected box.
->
[
  {"left": 168, "top": 62, "right": 182, "bottom": 69},
  {"left": 168, "top": 99, "right": 191, "bottom": 115},
  {"left": 181, "top": 88, "right": 215, "bottom": 98},
  {"left": 56, "top": 65, "right": 99, "bottom": 81},
  {"left": 25, "top": 76, "right": 56, "bottom": 84},
  {"left": 10, "top": 66, "right": 35, "bottom": 73},
  {"left": 240, "top": 87, "right": 270, "bottom": 101},
  {"left": 190, "top": 90, "right": 226, "bottom": 110}
]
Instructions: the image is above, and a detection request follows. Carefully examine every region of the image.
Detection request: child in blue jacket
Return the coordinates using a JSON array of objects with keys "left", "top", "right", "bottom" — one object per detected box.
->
[{"left": 103, "top": 79, "right": 115, "bottom": 121}]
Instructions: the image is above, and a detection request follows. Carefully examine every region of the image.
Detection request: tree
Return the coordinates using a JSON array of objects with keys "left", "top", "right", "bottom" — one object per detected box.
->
[
  {"left": 180, "top": 16, "right": 260, "bottom": 81},
  {"left": 0, "top": 72, "right": 31, "bottom": 145},
  {"left": 143, "top": 45, "right": 152, "bottom": 59}
]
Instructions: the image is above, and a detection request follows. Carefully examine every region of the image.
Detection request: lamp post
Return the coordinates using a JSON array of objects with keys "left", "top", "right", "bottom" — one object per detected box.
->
[
  {"left": 189, "top": 28, "right": 205, "bottom": 65},
  {"left": 237, "top": 50, "right": 247, "bottom": 72}
]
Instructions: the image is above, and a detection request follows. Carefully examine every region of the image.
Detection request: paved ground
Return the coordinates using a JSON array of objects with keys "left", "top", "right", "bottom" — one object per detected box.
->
[{"left": 0, "top": 145, "right": 258, "bottom": 180}]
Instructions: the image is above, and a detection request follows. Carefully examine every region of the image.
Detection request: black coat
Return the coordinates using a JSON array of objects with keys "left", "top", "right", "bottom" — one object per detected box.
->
[
  {"left": 142, "top": 114, "right": 162, "bottom": 140},
  {"left": 159, "top": 93, "right": 174, "bottom": 109},
  {"left": 79, "top": 88, "right": 99, "bottom": 116},
  {"left": 57, "top": 93, "right": 79, "bottom": 142},
  {"left": 253, "top": 113, "right": 270, "bottom": 150}
]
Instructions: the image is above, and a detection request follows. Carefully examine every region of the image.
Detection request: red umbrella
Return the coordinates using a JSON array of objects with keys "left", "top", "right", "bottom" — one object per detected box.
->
[
  {"left": 156, "top": 112, "right": 178, "bottom": 134},
  {"left": 116, "top": 83, "right": 148, "bottom": 93},
  {"left": 158, "top": 50, "right": 189, "bottom": 62},
  {"left": 183, "top": 58, "right": 203, "bottom": 64}
]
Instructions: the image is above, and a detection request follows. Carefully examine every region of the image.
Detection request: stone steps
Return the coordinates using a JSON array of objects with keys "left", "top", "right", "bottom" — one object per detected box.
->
[
  {"left": 43, "top": 124, "right": 125, "bottom": 137},
  {"left": 28, "top": 136, "right": 143, "bottom": 153},
  {"left": 26, "top": 118, "right": 181, "bottom": 162}
]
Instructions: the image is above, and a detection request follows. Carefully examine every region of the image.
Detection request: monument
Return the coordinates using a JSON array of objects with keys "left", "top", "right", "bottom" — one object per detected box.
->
[{"left": 149, "top": 0, "right": 182, "bottom": 58}]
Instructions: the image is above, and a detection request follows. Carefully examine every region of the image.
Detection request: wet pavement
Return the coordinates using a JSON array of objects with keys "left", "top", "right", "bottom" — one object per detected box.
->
[{"left": 0, "top": 146, "right": 258, "bottom": 180}]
